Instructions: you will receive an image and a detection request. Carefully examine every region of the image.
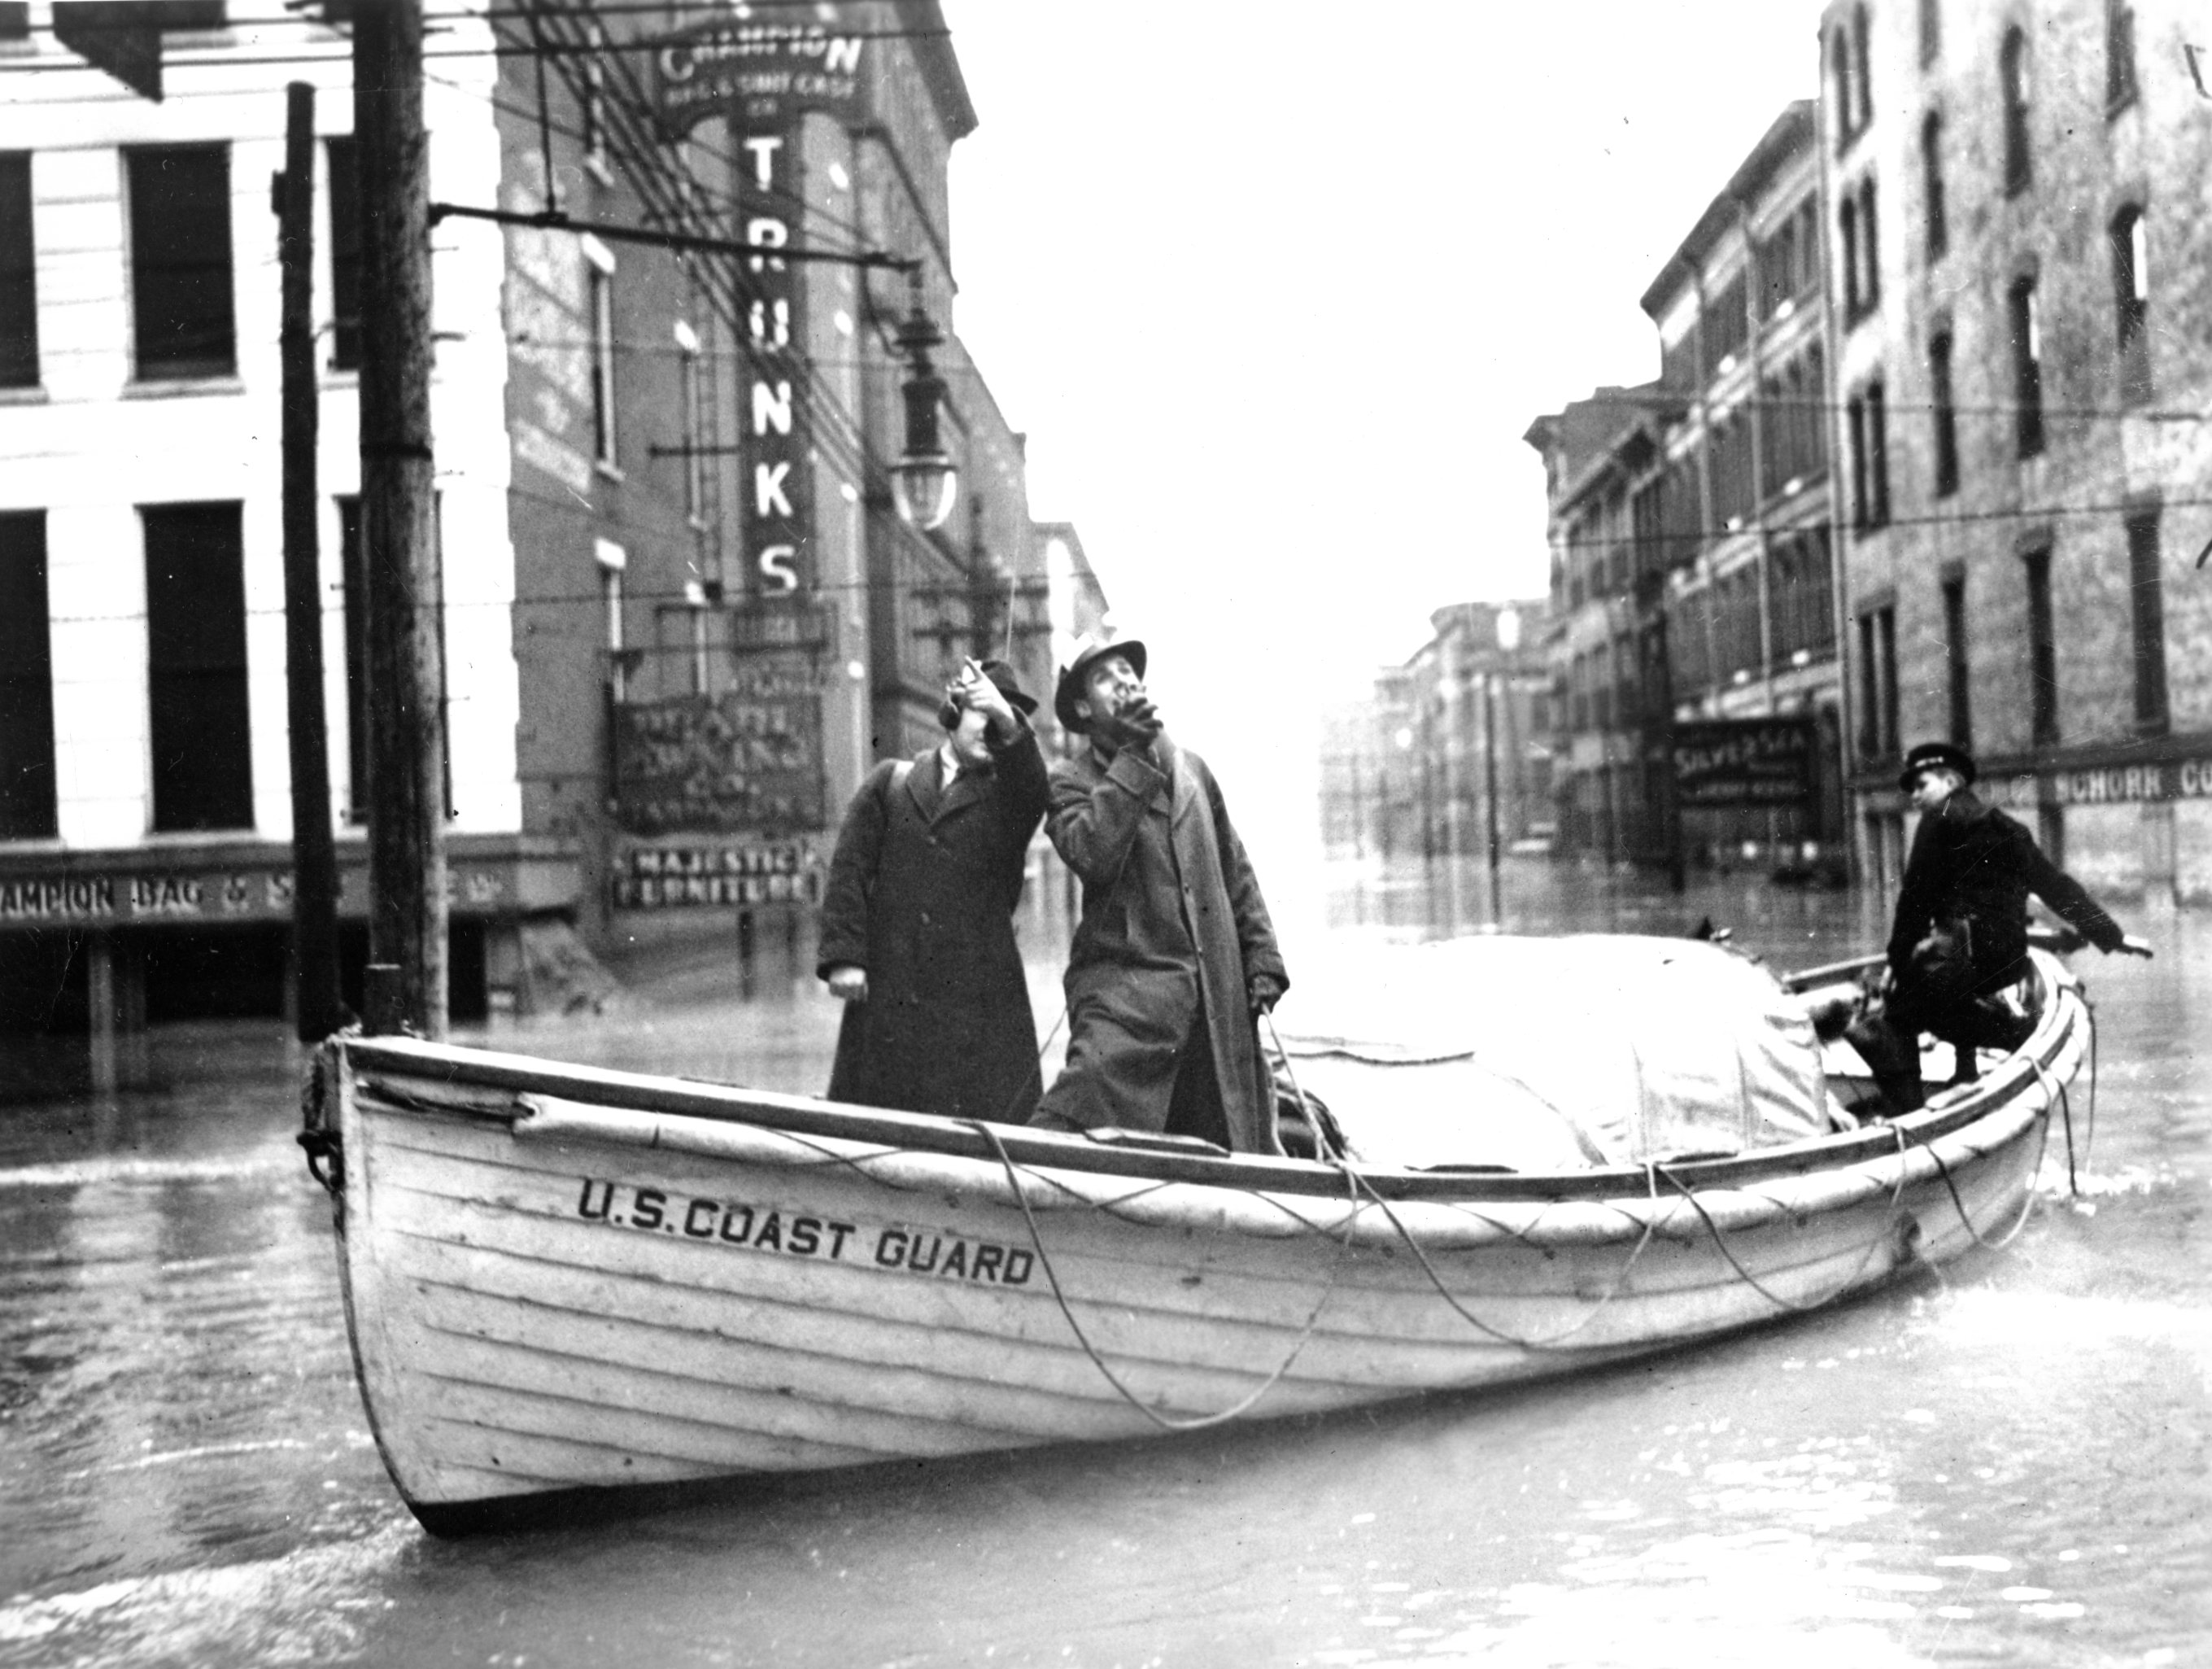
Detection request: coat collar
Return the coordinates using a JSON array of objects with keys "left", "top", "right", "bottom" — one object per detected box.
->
[{"left": 904, "top": 745, "right": 993, "bottom": 825}]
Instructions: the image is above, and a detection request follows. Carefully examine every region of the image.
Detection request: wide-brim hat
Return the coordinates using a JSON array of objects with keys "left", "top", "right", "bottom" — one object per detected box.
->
[
  {"left": 1054, "top": 633, "right": 1147, "bottom": 732},
  {"left": 1899, "top": 741, "right": 1977, "bottom": 793},
  {"left": 938, "top": 658, "right": 1037, "bottom": 728}
]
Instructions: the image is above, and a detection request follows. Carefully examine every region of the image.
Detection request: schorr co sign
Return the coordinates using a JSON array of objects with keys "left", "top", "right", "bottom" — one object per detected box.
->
[{"left": 1671, "top": 718, "right": 1817, "bottom": 810}]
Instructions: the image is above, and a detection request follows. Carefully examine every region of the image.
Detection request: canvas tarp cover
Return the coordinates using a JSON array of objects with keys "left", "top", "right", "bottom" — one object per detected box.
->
[{"left": 1274, "top": 935, "right": 1832, "bottom": 1171}]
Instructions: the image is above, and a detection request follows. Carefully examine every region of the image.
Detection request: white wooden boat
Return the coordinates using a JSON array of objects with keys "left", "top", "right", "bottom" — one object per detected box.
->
[{"left": 304, "top": 942, "right": 2090, "bottom": 1535}]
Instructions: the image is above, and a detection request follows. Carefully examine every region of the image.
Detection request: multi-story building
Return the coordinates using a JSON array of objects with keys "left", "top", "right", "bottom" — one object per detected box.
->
[
  {"left": 1530, "top": 103, "right": 1846, "bottom": 881},
  {"left": 1822, "top": 0, "right": 2212, "bottom": 902},
  {"left": 0, "top": 2, "right": 1075, "bottom": 1042},
  {"left": 1320, "top": 601, "right": 1552, "bottom": 866},
  {"left": 1525, "top": 384, "right": 1672, "bottom": 866}
]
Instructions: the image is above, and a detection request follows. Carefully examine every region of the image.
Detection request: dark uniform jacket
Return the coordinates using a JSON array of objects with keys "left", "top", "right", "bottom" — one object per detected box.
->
[
  {"left": 1031, "top": 732, "right": 1289, "bottom": 1154},
  {"left": 816, "top": 720, "right": 1049, "bottom": 1121},
  {"left": 1888, "top": 788, "right": 2124, "bottom": 1002}
]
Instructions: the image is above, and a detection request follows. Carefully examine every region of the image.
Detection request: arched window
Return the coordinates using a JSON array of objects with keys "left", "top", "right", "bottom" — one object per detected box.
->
[
  {"left": 2111, "top": 203, "right": 2151, "bottom": 402},
  {"left": 1921, "top": 111, "right": 1948, "bottom": 258},
  {"left": 2000, "top": 27, "right": 2031, "bottom": 193},
  {"left": 2009, "top": 275, "right": 2044, "bottom": 456},
  {"left": 1919, "top": 0, "right": 1942, "bottom": 64},
  {"left": 1839, "top": 195, "right": 1861, "bottom": 317},
  {"left": 1856, "top": 175, "right": 1881, "bottom": 312}
]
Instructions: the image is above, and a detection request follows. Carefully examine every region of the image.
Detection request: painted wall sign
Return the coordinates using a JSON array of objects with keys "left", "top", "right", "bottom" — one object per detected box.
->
[
  {"left": 1671, "top": 718, "right": 1817, "bottom": 809},
  {"left": 612, "top": 677, "right": 827, "bottom": 837},
  {"left": 1975, "top": 756, "right": 2212, "bottom": 810},
  {"left": 651, "top": 15, "right": 866, "bottom": 133},
  {"left": 609, "top": 840, "right": 822, "bottom": 910},
  {"left": 0, "top": 863, "right": 510, "bottom": 928}
]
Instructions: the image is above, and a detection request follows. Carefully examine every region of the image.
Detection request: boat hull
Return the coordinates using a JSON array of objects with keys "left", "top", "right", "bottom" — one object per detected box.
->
[{"left": 312, "top": 955, "right": 2086, "bottom": 1530}]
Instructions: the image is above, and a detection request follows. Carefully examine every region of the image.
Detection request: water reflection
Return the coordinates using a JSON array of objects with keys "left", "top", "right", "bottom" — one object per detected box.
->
[{"left": 2, "top": 862, "right": 2207, "bottom": 1667}]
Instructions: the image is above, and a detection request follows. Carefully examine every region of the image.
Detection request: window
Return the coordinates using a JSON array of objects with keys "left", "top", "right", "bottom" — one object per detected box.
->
[
  {"left": 1919, "top": 0, "right": 1941, "bottom": 63},
  {"left": 598, "top": 538, "right": 627, "bottom": 701},
  {"left": 2023, "top": 544, "right": 2058, "bottom": 745},
  {"left": 2009, "top": 276, "right": 2044, "bottom": 457},
  {"left": 1856, "top": 176, "right": 1881, "bottom": 313},
  {"left": 2106, "top": 0, "right": 2138, "bottom": 111},
  {"left": 1852, "top": 5, "right": 1874, "bottom": 133},
  {"left": 325, "top": 135, "right": 362, "bottom": 371},
  {"left": 0, "top": 510, "right": 56, "bottom": 837},
  {"left": 1865, "top": 379, "right": 1890, "bottom": 526},
  {"left": 1941, "top": 574, "right": 1970, "bottom": 748},
  {"left": 2111, "top": 203, "right": 2150, "bottom": 404},
  {"left": 143, "top": 503, "right": 253, "bottom": 831},
  {"left": 126, "top": 145, "right": 236, "bottom": 380},
  {"left": 585, "top": 239, "right": 617, "bottom": 468},
  {"left": 1702, "top": 273, "right": 1748, "bottom": 377},
  {"left": 1921, "top": 112, "right": 1948, "bottom": 260},
  {"left": 677, "top": 321, "right": 707, "bottom": 523},
  {"left": 1839, "top": 197, "right": 1861, "bottom": 319},
  {"left": 1931, "top": 330, "right": 1959, "bottom": 496},
  {"left": 0, "top": 151, "right": 36, "bottom": 388},
  {"left": 338, "top": 496, "right": 369, "bottom": 820},
  {"left": 582, "top": 20, "right": 610, "bottom": 178},
  {"left": 1857, "top": 604, "right": 1900, "bottom": 760},
  {"left": 2000, "top": 28, "right": 2031, "bottom": 194},
  {"left": 2127, "top": 506, "right": 2167, "bottom": 734},
  {"left": 1830, "top": 25, "right": 1857, "bottom": 150},
  {"left": 1849, "top": 382, "right": 1891, "bottom": 531}
]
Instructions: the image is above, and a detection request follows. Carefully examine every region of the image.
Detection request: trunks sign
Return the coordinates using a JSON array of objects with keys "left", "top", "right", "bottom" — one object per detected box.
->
[{"left": 574, "top": 1177, "right": 1036, "bottom": 1287}]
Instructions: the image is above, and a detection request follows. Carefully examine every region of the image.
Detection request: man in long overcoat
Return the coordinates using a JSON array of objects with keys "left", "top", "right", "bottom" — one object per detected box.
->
[
  {"left": 816, "top": 658, "right": 1049, "bottom": 1122},
  {"left": 1848, "top": 741, "right": 2149, "bottom": 1112},
  {"left": 1028, "top": 636, "right": 1289, "bottom": 1154}
]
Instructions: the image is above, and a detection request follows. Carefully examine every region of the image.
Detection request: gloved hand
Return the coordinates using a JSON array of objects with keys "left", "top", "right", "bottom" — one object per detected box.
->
[
  {"left": 1248, "top": 972, "right": 1285, "bottom": 1016},
  {"left": 1096, "top": 696, "right": 1163, "bottom": 751}
]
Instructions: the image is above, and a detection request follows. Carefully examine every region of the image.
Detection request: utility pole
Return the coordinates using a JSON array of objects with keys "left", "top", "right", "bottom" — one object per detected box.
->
[
  {"left": 276, "top": 79, "right": 346, "bottom": 1042},
  {"left": 354, "top": 0, "right": 447, "bottom": 1035}
]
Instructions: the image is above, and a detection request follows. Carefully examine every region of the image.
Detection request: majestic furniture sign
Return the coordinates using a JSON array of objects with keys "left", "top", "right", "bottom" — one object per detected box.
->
[{"left": 1671, "top": 718, "right": 1817, "bottom": 809}]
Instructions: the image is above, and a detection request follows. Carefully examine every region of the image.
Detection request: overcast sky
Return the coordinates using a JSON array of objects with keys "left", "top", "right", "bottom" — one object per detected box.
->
[{"left": 934, "top": 1, "right": 1821, "bottom": 874}]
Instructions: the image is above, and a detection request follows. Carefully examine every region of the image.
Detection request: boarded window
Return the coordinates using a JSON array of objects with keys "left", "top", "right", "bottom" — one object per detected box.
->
[{"left": 326, "top": 136, "right": 362, "bottom": 371}]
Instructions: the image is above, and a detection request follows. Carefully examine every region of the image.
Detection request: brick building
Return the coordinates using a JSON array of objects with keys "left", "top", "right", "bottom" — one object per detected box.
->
[
  {"left": 1529, "top": 103, "right": 1846, "bottom": 882},
  {"left": 1822, "top": 0, "right": 2212, "bottom": 901},
  {"left": 0, "top": 2, "right": 1079, "bottom": 1042}
]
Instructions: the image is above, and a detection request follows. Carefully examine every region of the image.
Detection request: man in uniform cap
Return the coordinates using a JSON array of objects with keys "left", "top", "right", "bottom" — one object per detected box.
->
[
  {"left": 816, "top": 657, "right": 1050, "bottom": 1121},
  {"left": 1848, "top": 741, "right": 2149, "bottom": 1113},
  {"left": 1027, "top": 633, "right": 1290, "bottom": 1153}
]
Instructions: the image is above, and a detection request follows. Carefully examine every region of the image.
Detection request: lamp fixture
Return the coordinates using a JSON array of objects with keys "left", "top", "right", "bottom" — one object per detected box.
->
[{"left": 889, "top": 275, "right": 958, "bottom": 532}]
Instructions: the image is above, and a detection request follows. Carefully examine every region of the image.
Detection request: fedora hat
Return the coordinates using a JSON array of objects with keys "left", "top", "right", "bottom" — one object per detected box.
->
[
  {"left": 1898, "top": 741, "right": 1977, "bottom": 793},
  {"left": 1054, "top": 633, "right": 1148, "bottom": 733},
  {"left": 937, "top": 658, "right": 1038, "bottom": 729}
]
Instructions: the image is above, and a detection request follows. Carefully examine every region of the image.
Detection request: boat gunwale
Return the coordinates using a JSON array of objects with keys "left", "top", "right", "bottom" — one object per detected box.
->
[{"left": 331, "top": 954, "right": 2083, "bottom": 1207}]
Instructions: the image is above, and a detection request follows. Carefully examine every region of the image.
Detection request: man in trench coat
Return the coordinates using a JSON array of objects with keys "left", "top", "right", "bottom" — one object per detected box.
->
[
  {"left": 1028, "top": 635, "right": 1289, "bottom": 1155},
  {"left": 816, "top": 658, "right": 1050, "bottom": 1122},
  {"left": 1848, "top": 740, "right": 2149, "bottom": 1112}
]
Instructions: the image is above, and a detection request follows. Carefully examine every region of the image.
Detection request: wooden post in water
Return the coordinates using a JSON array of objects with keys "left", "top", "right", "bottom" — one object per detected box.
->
[
  {"left": 353, "top": 1, "right": 447, "bottom": 1036},
  {"left": 277, "top": 80, "right": 347, "bottom": 1042}
]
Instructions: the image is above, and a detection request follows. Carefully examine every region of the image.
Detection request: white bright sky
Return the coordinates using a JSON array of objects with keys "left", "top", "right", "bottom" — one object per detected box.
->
[{"left": 936, "top": 1, "right": 1820, "bottom": 886}]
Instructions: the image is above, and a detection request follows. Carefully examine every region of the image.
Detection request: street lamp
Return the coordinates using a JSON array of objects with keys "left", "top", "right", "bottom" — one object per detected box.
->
[{"left": 889, "top": 276, "right": 958, "bottom": 531}]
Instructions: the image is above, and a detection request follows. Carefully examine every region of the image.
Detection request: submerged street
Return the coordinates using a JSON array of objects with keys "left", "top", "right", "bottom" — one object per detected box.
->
[{"left": 2, "top": 860, "right": 2208, "bottom": 1668}]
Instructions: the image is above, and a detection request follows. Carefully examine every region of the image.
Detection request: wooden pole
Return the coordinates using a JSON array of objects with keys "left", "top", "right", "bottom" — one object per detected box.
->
[
  {"left": 277, "top": 80, "right": 347, "bottom": 1042},
  {"left": 353, "top": 1, "right": 447, "bottom": 1036}
]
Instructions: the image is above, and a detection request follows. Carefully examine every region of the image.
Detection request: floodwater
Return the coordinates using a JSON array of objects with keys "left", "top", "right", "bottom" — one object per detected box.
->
[{"left": 3, "top": 858, "right": 2208, "bottom": 1668}]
